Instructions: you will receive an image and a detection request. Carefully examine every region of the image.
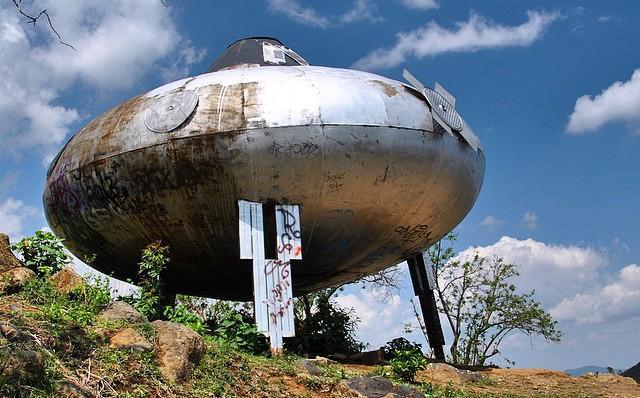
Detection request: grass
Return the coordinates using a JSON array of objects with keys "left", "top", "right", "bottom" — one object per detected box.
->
[{"left": 1, "top": 277, "right": 624, "bottom": 398}]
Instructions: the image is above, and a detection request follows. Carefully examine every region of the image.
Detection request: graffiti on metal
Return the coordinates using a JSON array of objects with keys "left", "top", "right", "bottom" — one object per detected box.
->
[{"left": 238, "top": 200, "right": 302, "bottom": 354}]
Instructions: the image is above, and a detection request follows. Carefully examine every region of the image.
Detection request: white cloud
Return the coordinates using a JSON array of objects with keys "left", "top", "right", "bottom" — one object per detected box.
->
[
  {"left": 340, "top": 0, "right": 383, "bottom": 24},
  {"left": 479, "top": 215, "right": 504, "bottom": 228},
  {"left": 455, "top": 236, "right": 608, "bottom": 306},
  {"left": 551, "top": 264, "right": 640, "bottom": 324},
  {"left": 402, "top": 0, "right": 439, "bottom": 10},
  {"left": 334, "top": 288, "right": 410, "bottom": 348},
  {"left": 267, "top": 0, "right": 331, "bottom": 28},
  {"left": 0, "top": 1, "right": 202, "bottom": 159},
  {"left": 566, "top": 68, "right": 640, "bottom": 134},
  {"left": 521, "top": 211, "right": 538, "bottom": 229},
  {"left": 160, "top": 44, "right": 208, "bottom": 82},
  {"left": 0, "top": 197, "right": 38, "bottom": 238},
  {"left": 267, "top": 0, "right": 383, "bottom": 27},
  {"left": 352, "top": 10, "right": 559, "bottom": 70}
]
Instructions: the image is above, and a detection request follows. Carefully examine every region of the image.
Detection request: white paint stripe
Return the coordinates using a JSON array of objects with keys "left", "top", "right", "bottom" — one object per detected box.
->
[
  {"left": 250, "top": 203, "right": 269, "bottom": 333},
  {"left": 238, "top": 200, "right": 253, "bottom": 259},
  {"left": 217, "top": 85, "right": 227, "bottom": 131}
]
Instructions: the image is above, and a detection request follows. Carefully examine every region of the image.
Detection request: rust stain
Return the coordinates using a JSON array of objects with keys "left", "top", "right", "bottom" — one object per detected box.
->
[{"left": 370, "top": 80, "right": 398, "bottom": 97}]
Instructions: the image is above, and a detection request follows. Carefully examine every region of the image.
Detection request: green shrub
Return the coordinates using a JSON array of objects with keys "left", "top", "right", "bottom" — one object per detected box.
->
[
  {"left": 11, "top": 230, "right": 71, "bottom": 277},
  {"left": 164, "top": 303, "right": 209, "bottom": 335},
  {"left": 389, "top": 349, "right": 428, "bottom": 383},
  {"left": 384, "top": 337, "right": 423, "bottom": 361},
  {"left": 132, "top": 241, "right": 170, "bottom": 320},
  {"left": 19, "top": 275, "right": 112, "bottom": 328},
  {"left": 287, "top": 289, "right": 366, "bottom": 357},
  {"left": 209, "top": 303, "right": 268, "bottom": 354}
]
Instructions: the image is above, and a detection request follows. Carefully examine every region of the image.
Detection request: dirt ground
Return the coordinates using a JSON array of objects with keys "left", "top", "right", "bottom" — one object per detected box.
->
[{"left": 342, "top": 363, "right": 640, "bottom": 398}]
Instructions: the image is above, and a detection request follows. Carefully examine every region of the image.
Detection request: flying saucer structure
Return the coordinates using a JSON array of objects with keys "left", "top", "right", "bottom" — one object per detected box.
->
[{"left": 43, "top": 37, "right": 485, "bottom": 301}]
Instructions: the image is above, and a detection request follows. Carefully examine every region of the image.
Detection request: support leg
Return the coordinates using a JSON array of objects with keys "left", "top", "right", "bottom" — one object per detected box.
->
[{"left": 407, "top": 253, "right": 446, "bottom": 361}]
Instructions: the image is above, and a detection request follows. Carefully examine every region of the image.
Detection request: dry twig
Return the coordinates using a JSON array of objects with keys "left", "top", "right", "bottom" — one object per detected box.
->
[{"left": 11, "top": 0, "right": 76, "bottom": 50}]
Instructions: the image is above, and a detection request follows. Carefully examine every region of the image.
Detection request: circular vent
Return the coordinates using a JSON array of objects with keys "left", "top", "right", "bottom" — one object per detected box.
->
[
  {"left": 144, "top": 90, "right": 199, "bottom": 133},
  {"left": 423, "top": 88, "right": 463, "bottom": 132}
]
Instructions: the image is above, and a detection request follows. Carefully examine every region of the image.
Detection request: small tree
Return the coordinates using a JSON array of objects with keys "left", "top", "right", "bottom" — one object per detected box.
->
[
  {"left": 417, "top": 234, "right": 561, "bottom": 366},
  {"left": 133, "top": 241, "right": 171, "bottom": 320},
  {"left": 12, "top": 230, "right": 71, "bottom": 277},
  {"left": 287, "top": 288, "right": 366, "bottom": 357}
]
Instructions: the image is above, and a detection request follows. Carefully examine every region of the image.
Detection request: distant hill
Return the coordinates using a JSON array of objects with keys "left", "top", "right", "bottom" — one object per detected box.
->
[
  {"left": 623, "top": 362, "right": 640, "bottom": 383},
  {"left": 564, "top": 366, "right": 623, "bottom": 376}
]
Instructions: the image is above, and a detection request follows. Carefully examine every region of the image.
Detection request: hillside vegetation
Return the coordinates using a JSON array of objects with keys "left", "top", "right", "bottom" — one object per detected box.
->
[{"left": 1, "top": 233, "right": 639, "bottom": 397}]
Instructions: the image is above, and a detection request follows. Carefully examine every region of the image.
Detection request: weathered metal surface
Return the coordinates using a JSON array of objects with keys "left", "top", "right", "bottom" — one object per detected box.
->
[
  {"left": 43, "top": 62, "right": 485, "bottom": 301},
  {"left": 144, "top": 90, "right": 198, "bottom": 133}
]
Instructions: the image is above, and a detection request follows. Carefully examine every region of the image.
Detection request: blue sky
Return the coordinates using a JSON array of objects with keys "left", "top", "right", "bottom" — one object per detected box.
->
[{"left": 1, "top": 0, "right": 639, "bottom": 370}]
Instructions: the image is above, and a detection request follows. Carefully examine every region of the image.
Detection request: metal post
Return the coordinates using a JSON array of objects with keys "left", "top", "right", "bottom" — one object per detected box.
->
[{"left": 407, "top": 253, "right": 446, "bottom": 361}]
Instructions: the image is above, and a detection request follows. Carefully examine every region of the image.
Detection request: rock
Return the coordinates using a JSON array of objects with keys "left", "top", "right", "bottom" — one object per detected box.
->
[
  {"left": 56, "top": 379, "right": 97, "bottom": 398},
  {"left": 337, "top": 376, "right": 425, "bottom": 398},
  {"left": 152, "top": 320, "right": 205, "bottom": 383},
  {"left": 0, "top": 321, "right": 31, "bottom": 342},
  {"left": 297, "top": 359, "right": 324, "bottom": 376},
  {"left": 0, "top": 266, "right": 35, "bottom": 293},
  {"left": 110, "top": 327, "right": 153, "bottom": 352},
  {"left": 98, "top": 301, "right": 147, "bottom": 324},
  {"left": 422, "top": 362, "right": 487, "bottom": 384},
  {"left": 333, "top": 348, "right": 386, "bottom": 365},
  {"left": 0, "top": 349, "right": 45, "bottom": 383},
  {"left": 313, "top": 356, "right": 337, "bottom": 365},
  {"left": 297, "top": 356, "right": 339, "bottom": 376},
  {"left": 0, "top": 233, "right": 22, "bottom": 272},
  {"left": 49, "top": 267, "right": 86, "bottom": 294}
]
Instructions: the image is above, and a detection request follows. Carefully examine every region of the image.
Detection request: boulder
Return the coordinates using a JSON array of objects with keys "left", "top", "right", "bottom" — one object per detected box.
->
[
  {"left": 0, "top": 349, "right": 45, "bottom": 383},
  {"left": 0, "top": 267, "right": 35, "bottom": 293},
  {"left": 0, "top": 233, "right": 22, "bottom": 272},
  {"left": 421, "top": 362, "right": 487, "bottom": 384},
  {"left": 49, "top": 267, "right": 85, "bottom": 294},
  {"left": 297, "top": 359, "right": 324, "bottom": 376},
  {"left": 0, "top": 321, "right": 32, "bottom": 342},
  {"left": 297, "top": 356, "right": 339, "bottom": 376},
  {"left": 98, "top": 301, "right": 146, "bottom": 324},
  {"left": 109, "top": 327, "right": 153, "bottom": 352},
  {"left": 152, "top": 320, "right": 205, "bottom": 383},
  {"left": 333, "top": 348, "right": 386, "bottom": 365},
  {"left": 336, "top": 376, "right": 425, "bottom": 398},
  {"left": 56, "top": 379, "right": 97, "bottom": 398}
]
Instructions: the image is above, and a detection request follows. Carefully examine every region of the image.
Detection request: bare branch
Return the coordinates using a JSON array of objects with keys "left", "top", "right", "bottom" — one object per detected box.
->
[{"left": 11, "top": 0, "right": 76, "bottom": 51}]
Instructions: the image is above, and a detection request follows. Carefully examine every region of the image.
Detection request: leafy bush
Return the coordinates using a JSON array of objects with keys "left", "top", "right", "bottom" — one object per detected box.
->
[
  {"left": 383, "top": 337, "right": 423, "bottom": 361},
  {"left": 164, "top": 303, "right": 209, "bottom": 335},
  {"left": 19, "top": 275, "right": 112, "bottom": 328},
  {"left": 11, "top": 230, "right": 71, "bottom": 277},
  {"left": 287, "top": 289, "right": 366, "bottom": 357},
  {"left": 209, "top": 302, "right": 268, "bottom": 354},
  {"left": 389, "top": 349, "right": 428, "bottom": 383},
  {"left": 132, "top": 241, "right": 170, "bottom": 320}
]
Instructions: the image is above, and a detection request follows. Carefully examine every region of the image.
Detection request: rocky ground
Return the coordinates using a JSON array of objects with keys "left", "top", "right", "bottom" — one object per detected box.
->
[{"left": 2, "top": 233, "right": 639, "bottom": 398}]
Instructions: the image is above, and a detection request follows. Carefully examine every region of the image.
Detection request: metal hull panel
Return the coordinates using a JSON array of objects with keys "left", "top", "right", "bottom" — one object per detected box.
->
[
  {"left": 44, "top": 124, "right": 483, "bottom": 300},
  {"left": 44, "top": 65, "right": 485, "bottom": 300}
]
